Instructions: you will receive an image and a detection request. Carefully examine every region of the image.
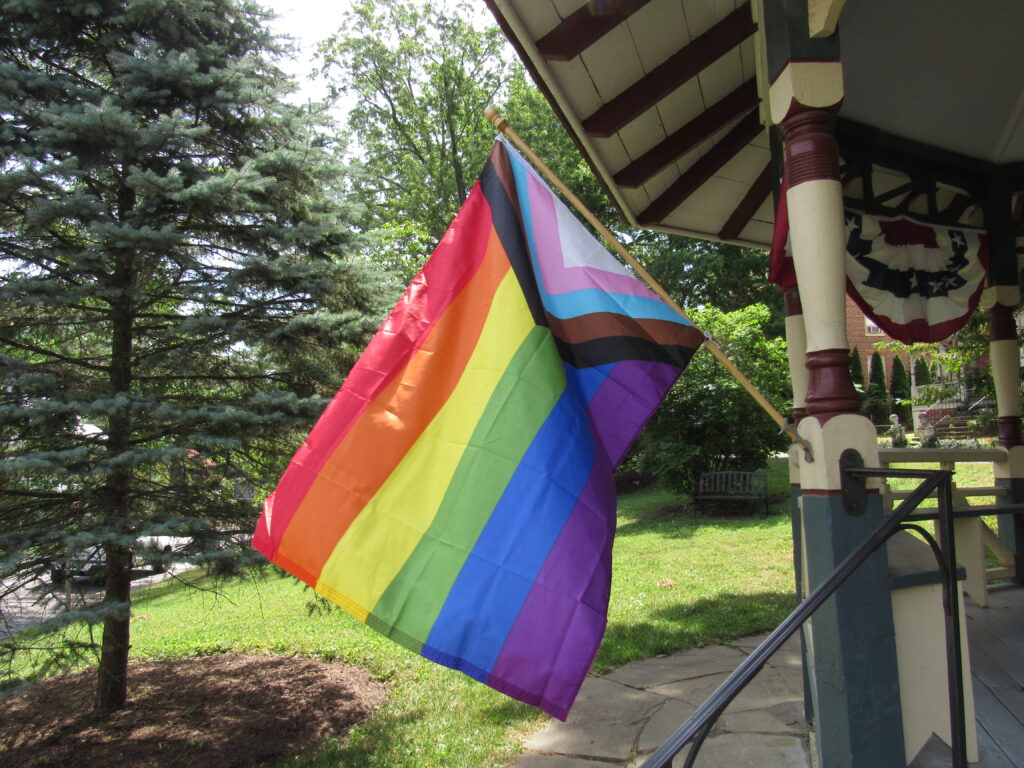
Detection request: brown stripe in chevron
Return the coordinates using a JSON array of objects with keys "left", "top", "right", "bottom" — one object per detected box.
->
[
  {"left": 487, "top": 141, "right": 519, "bottom": 212},
  {"left": 547, "top": 312, "right": 706, "bottom": 348}
]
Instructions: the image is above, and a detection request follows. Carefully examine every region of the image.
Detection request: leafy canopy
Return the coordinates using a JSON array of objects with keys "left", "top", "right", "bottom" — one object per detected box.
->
[
  {"left": 627, "top": 304, "right": 791, "bottom": 494},
  {"left": 318, "top": 0, "right": 511, "bottom": 282}
]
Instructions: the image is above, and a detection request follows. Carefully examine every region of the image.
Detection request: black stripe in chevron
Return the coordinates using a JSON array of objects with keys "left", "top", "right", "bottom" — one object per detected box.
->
[
  {"left": 478, "top": 143, "right": 546, "bottom": 327},
  {"left": 554, "top": 336, "right": 698, "bottom": 369}
]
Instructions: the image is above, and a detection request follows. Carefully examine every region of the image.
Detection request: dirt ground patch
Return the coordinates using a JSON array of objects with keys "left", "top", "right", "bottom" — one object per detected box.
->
[{"left": 0, "top": 654, "right": 386, "bottom": 767}]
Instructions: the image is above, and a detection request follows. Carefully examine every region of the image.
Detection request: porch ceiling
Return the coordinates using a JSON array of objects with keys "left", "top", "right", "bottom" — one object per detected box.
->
[{"left": 486, "top": 0, "right": 1024, "bottom": 248}]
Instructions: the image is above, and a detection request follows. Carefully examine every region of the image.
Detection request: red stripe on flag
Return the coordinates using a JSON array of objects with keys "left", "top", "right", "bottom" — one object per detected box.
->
[{"left": 254, "top": 182, "right": 500, "bottom": 560}]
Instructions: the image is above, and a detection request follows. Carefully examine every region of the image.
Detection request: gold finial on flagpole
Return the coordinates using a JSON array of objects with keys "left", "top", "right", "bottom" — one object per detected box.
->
[
  {"left": 483, "top": 105, "right": 507, "bottom": 132},
  {"left": 484, "top": 106, "right": 811, "bottom": 460}
]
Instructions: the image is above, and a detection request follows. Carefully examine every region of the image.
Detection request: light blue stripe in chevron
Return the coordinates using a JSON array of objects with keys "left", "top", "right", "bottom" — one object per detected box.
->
[
  {"left": 503, "top": 143, "right": 691, "bottom": 326},
  {"left": 543, "top": 289, "right": 692, "bottom": 324},
  {"left": 506, "top": 146, "right": 546, "bottom": 285}
]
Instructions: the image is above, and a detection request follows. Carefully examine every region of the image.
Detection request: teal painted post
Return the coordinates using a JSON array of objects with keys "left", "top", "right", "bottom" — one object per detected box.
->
[
  {"left": 789, "top": 481, "right": 814, "bottom": 722},
  {"left": 801, "top": 492, "right": 905, "bottom": 767}
]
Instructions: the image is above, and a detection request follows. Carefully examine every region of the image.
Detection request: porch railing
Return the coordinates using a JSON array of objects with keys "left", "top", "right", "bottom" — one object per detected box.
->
[
  {"left": 879, "top": 447, "right": 1019, "bottom": 588},
  {"left": 638, "top": 456, "right": 968, "bottom": 768}
]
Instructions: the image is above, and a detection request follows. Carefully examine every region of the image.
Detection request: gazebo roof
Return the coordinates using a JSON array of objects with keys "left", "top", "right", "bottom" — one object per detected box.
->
[{"left": 486, "top": 0, "right": 1024, "bottom": 250}]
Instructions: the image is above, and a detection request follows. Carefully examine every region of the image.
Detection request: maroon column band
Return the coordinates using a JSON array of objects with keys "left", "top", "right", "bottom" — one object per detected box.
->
[
  {"left": 805, "top": 349, "right": 860, "bottom": 419},
  {"left": 989, "top": 302, "right": 1017, "bottom": 342},
  {"left": 780, "top": 108, "right": 841, "bottom": 186}
]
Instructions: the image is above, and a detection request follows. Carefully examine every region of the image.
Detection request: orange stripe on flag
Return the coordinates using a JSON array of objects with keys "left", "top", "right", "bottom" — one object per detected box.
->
[{"left": 272, "top": 229, "right": 513, "bottom": 579}]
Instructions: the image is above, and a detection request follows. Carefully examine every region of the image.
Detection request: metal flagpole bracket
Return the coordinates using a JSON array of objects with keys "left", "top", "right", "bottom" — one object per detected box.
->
[
  {"left": 782, "top": 421, "right": 815, "bottom": 462},
  {"left": 840, "top": 448, "right": 866, "bottom": 516},
  {"left": 784, "top": 423, "right": 813, "bottom": 463}
]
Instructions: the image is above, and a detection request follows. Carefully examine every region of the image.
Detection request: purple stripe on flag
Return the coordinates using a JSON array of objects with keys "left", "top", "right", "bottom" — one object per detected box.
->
[
  {"left": 588, "top": 360, "right": 682, "bottom": 465},
  {"left": 485, "top": 360, "right": 680, "bottom": 719},
  {"left": 525, "top": 170, "right": 657, "bottom": 300},
  {"left": 486, "top": 465, "right": 615, "bottom": 720}
]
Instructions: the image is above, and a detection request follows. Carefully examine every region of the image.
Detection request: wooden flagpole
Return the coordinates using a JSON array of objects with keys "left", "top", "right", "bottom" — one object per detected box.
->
[{"left": 484, "top": 106, "right": 810, "bottom": 459}]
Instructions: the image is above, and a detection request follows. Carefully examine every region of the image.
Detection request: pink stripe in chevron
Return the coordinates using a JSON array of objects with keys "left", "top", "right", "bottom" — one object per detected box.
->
[{"left": 525, "top": 170, "right": 658, "bottom": 300}]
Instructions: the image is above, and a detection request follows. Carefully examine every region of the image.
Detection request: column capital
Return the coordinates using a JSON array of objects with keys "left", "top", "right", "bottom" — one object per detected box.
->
[
  {"left": 769, "top": 60, "right": 844, "bottom": 125},
  {"left": 981, "top": 284, "right": 1020, "bottom": 311}
]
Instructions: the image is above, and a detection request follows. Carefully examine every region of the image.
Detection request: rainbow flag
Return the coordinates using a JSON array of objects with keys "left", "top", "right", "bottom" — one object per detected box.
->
[{"left": 253, "top": 141, "right": 703, "bottom": 719}]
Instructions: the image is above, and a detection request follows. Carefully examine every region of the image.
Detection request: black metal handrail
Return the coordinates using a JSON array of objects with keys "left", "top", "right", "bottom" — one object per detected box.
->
[{"left": 639, "top": 461, "right": 968, "bottom": 768}]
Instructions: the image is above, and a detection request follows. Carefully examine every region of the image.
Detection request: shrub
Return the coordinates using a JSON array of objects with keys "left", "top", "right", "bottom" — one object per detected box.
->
[
  {"left": 863, "top": 351, "right": 890, "bottom": 424},
  {"left": 628, "top": 304, "right": 791, "bottom": 495}
]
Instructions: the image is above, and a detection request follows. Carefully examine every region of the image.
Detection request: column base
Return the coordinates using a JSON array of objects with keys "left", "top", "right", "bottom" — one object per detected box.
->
[
  {"left": 805, "top": 349, "right": 860, "bottom": 422},
  {"left": 996, "top": 415, "right": 1022, "bottom": 449}
]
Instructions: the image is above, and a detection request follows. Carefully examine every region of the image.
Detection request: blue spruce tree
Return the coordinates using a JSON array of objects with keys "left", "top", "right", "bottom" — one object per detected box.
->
[{"left": 0, "top": 0, "right": 391, "bottom": 713}]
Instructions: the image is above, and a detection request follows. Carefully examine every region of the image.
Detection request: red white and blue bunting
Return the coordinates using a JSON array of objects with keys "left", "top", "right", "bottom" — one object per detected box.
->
[{"left": 769, "top": 193, "right": 989, "bottom": 344}]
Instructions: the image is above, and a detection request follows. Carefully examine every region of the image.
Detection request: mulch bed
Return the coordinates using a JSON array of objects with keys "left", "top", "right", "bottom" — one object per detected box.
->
[{"left": 0, "top": 654, "right": 386, "bottom": 767}]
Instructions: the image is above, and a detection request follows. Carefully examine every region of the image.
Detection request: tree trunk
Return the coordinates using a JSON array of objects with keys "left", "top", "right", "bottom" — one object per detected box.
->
[
  {"left": 94, "top": 541, "right": 133, "bottom": 714},
  {"left": 95, "top": 191, "right": 137, "bottom": 715}
]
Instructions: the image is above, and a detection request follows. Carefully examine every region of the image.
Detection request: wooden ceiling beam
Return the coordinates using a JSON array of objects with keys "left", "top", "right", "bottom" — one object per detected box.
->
[
  {"left": 718, "top": 162, "right": 773, "bottom": 241},
  {"left": 935, "top": 193, "right": 974, "bottom": 224},
  {"left": 581, "top": 3, "right": 756, "bottom": 138},
  {"left": 873, "top": 180, "right": 915, "bottom": 206},
  {"left": 614, "top": 80, "right": 758, "bottom": 187},
  {"left": 535, "top": 0, "right": 655, "bottom": 62},
  {"left": 836, "top": 119, "right": 989, "bottom": 197},
  {"left": 637, "top": 110, "right": 763, "bottom": 226}
]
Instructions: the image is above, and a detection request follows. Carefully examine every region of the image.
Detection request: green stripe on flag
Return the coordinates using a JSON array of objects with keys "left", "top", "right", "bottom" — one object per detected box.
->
[{"left": 367, "top": 326, "right": 565, "bottom": 648}]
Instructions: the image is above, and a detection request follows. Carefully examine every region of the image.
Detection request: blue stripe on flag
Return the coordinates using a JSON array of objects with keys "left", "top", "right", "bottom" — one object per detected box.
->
[{"left": 423, "top": 375, "right": 596, "bottom": 675}]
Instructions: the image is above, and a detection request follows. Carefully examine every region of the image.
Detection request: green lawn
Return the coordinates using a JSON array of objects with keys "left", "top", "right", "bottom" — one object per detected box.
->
[
  {"left": 597, "top": 478, "right": 796, "bottom": 671},
  {"left": 884, "top": 460, "right": 995, "bottom": 507},
  {"left": 6, "top": 459, "right": 799, "bottom": 768}
]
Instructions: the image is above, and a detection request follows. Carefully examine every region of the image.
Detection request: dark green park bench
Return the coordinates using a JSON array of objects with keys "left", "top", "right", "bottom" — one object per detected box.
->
[{"left": 695, "top": 471, "right": 769, "bottom": 517}]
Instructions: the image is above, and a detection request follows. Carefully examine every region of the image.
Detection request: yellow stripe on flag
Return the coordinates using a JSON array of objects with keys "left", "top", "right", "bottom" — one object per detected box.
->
[{"left": 315, "top": 268, "right": 536, "bottom": 616}]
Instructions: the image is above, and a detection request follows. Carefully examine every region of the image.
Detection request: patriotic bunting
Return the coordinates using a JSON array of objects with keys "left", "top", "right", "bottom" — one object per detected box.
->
[
  {"left": 769, "top": 192, "right": 989, "bottom": 344},
  {"left": 843, "top": 210, "right": 989, "bottom": 343},
  {"left": 253, "top": 140, "right": 703, "bottom": 719}
]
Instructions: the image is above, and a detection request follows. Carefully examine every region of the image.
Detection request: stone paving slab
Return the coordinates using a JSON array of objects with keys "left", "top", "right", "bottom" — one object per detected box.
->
[
  {"left": 604, "top": 644, "right": 747, "bottom": 688},
  {"left": 635, "top": 698, "right": 697, "bottom": 753},
  {"left": 512, "top": 633, "right": 813, "bottom": 768},
  {"left": 525, "top": 677, "right": 662, "bottom": 761},
  {"left": 515, "top": 756, "right": 615, "bottom": 768},
  {"left": 627, "top": 732, "right": 810, "bottom": 768}
]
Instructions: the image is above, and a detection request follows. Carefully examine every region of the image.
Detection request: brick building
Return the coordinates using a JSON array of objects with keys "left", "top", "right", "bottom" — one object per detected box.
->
[{"left": 845, "top": 295, "right": 913, "bottom": 389}]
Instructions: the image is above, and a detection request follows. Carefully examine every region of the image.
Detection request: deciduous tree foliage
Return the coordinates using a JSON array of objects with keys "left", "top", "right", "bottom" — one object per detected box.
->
[
  {"left": 318, "top": 0, "right": 511, "bottom": 281},
  {"left": 627, "top": 305, "right": 791, "bottom": 494},
  {"left": 0, "top": 0, "right": 389, "bottom": 713}
]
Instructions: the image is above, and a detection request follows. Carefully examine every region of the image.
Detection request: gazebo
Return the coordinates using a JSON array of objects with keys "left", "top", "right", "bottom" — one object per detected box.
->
[{"left": 485, "top": 1, "right": 1024, "bottom": 766}]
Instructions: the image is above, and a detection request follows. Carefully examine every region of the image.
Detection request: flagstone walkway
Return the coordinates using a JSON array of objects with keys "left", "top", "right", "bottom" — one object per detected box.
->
[{"left": 512, "top": 632, "right": 813, "bottom": 768}]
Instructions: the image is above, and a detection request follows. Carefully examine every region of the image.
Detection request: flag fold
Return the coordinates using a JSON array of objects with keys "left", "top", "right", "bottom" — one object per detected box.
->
[{"left": 253, "top": 140, "right": 703, "bottom": 719}]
